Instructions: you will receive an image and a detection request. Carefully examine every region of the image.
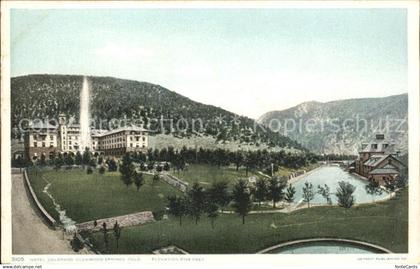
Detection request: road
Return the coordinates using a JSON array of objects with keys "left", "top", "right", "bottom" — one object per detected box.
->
[{"left": 12, "top": 173, "right": 76, "bottom": 254}]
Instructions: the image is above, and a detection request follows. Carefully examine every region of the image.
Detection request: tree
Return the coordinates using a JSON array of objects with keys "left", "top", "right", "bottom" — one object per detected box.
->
[
  {"left": 101, "top": 222, "right": 109, "bottom": 252},
  {"left": 383, "top": 170, "right": 408, "bottom": 192},
  {"left": 134, "top": 172, "right": 144, "bottom": 191},
  {"left": 89, "top": 158, "right": 97, "bottom": 168},
  {"left": 86, "top": 166, "right": 93, "bottom": 174},
  {"left": 284, "top": 184, "right": 296, "bottom": 203},
  {"left": 163, "top": 162, "right": 170, "bottom": 171},
  {"left": 233, "top": 151, "right": 244, "bottom": 171},
  {"left": 187, "top": 183, "right": 205, "bottom": 224},
  {"left": 302, "top": 182, "right": 315, "bottom": 208},
  {"left": 40, "top": 154, "right": 47, "bottom": 166},
  {"left": 113, "top": 221, "right": 122, "bottom": 251},
  {"left": 317, "top": 184, "right": 332, "bottom": 205},
  {"left": 65, "top": 153, "right": 75, "bottom": 166},
  {"left": 98, "top": 156, "right": 104, "bottom": 165},
  {"left": 140, "top": 162, "right": 147, "bottom": 171},
  {"left": 365, "top": 178, "right": 383, "bottom": 202},
  {"left": 54, "top": 154, "right": 64, "bottom": 170},
  {"left": 255, "top": 179, "right": 268, "bottom": 207},
  {"left": 208, "top": 181, "right": 230, "bottom": 212},
  {"left": 336, "top": 181, "right": 356, "bottom": 209},
  {"left": 99, "top": 166, "right": 106, "bottom": 174},
  {"left": 152, "top": 173, "right": 160, "bottom": 185},
  {"left": 120, "top": 154, "right": 135, "bottom": 187},
  {"left": 204, "top": 194, "right": 219, "bottom": 229},
  {"left": 395, "top": 169, "right": 408, "bottom": 189},
  {"left": 267, "top": 176, "right": 287, "bottom": 208},
  {"left": 107, "top": 158, "right": 118, "bottom": 172},
  {"left": 82, "top": 148, "right": 92, "bottom": 166},
  {"left": 232, "top": 179, "right": 252, "bottom": 224},
  {"left": 70, "top": 233, "right": 84, "bottom": 252},
  {"left": 75, "top": 151, "right": 83, "bottom": 165},
  {"left": 167, "top": 195, "right": 187, "bottom": 226},
  {"left": 121, "top": 163, "right": 135, "bottom": 187}
]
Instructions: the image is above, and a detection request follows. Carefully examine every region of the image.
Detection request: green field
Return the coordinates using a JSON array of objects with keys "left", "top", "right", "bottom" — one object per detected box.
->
[
  {"left": 27, "top": 168, "right": 180, "bottom": 223},
  {"left": 89, "top": 189, "right": 408, "bottom": 254},
  {"left": 171, "top": 164, "right": 264, "bottom": 187},
  {"left": 275, "top": 163, "right": 320, "bottom": 178}
]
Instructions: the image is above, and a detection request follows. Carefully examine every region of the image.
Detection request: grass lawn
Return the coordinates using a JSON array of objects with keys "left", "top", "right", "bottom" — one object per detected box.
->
[
  {"left": 27, "top": 168, "right": 180, "bottom": 223},
  {"left": 171, "top": 164, "right": 263, "bottom": 187},
  {"left": 89, "top": 189, "right": 408, "bottom": 254},
  {"left": 276, "top": 163, "right": 320, "bottom": 178}
]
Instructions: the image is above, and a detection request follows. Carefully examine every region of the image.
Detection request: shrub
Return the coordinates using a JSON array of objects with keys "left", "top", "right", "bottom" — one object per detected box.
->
[
  {"left": 87, "top": 166, "right": 93, "bottom": 174},
  {"left": 99, "top": 166, "right": 106, "bottom": 174},
  {"left": 70, "top": 233, "right": 84, "bottom": 252},
  {"left": 152, "top": 210, "right": 165, "bottom": 221}
]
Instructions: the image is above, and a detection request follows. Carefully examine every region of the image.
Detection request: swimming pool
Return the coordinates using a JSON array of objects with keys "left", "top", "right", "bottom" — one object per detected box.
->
[{"left": 291, "top": 166, "right": 389, "bottom": 205}]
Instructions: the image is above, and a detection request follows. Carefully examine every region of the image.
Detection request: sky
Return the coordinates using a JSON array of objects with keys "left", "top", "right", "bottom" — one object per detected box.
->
[{"left": 11, "top": 8, "right": 407, "bottom": 119}]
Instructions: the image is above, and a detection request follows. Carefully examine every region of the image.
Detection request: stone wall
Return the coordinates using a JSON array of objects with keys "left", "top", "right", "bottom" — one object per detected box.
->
[
  {"left": 76, "top": 211, "right": 155, "bottom": 232},
  {"left": 160, "top": 173, "right": 189, "bottom": 192},
  {"left": 22, "top": 170, "right": 57, "bottom": 227}
]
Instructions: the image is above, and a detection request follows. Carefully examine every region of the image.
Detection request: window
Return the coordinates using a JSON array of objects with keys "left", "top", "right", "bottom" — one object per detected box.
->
[
  {"left": 383, "top": 144, "right": 389, "bottom": 149},
  {"left": 42, "top": 142, "right": 46, "bottom": 147},
  {"left": 136, "top": 137, "right": 139, "bottom": 141},
  {"left": 142, "top": 137, "right": 146, "bottom": 141},
  {"left": 69, "top": 141, "right": 72, "bottom": 145},
  {"left": 372, "top": 144, "right": 378, "bottom": 149},
  {"left": 50, "top": 142, "right": 54, "bottom": 147},
  {"left": 34, "top": 142, "right": 37, "bottom": 147},
  {"left": 50, "top": 135, "right": 54, "bottom": 140},
  {"left": 130, "top": 143, "right": 133, "bottom": 148}
]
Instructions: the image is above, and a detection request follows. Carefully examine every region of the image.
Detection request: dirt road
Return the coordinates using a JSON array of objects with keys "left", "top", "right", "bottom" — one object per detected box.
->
[{"left": 12, "top": 173, "right": 76, "bottom": 254}]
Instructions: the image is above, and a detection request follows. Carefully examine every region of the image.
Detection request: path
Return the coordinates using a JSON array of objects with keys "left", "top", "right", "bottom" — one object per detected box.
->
[{"left": 12, "top": 173, "right": 77, "bottom": 254}]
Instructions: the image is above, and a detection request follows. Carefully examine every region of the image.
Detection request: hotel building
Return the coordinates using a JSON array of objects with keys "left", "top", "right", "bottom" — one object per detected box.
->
[
  {"left": 354, "top": 134, "right": 405, "bottom": 184},
  {"left": 25, "top": 114, "right": 149, "bottom": 160}
]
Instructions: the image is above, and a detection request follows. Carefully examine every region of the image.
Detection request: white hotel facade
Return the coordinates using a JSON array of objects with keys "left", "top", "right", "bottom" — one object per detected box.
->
[{"left": 25, "top": 114, "right": 149, "bottom": 160}]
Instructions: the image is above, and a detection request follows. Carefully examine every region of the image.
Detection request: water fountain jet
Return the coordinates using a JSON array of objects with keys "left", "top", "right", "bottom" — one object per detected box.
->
[{"left": 80, "top": 76, "right": 91, "bottom": 152}]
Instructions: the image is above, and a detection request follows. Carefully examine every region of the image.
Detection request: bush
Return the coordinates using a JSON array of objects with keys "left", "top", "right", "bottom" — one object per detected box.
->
[
  {"left": 99, "top": 166, "right": 106, "bottom": 174},
  {"left": 107, "top": 158, "right": 118, "bottom": 172},
  {"left": 152, "top": 210, "right": 165, "bottom": 221},
  {"left": 87, "top": 166, "right": 93, "bottom": 174},
  {"left": 70, "top": 233, "right": 84, "bottom": 252}
]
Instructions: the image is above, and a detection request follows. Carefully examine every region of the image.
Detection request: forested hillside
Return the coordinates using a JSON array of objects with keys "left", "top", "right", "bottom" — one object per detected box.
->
[{"left": 11, "top": 74, "right": 304, "bottom": 151}]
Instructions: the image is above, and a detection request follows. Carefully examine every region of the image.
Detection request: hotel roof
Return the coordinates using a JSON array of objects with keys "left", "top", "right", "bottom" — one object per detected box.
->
[
  {"left": 28, "top": 121, "right": 58, "bottom": 130},
  {"left": 369, "top": 168, "right": 399, "bottom": 175},
  {"left": 363, "top": 155, "right": 388, "bottom": 167},
  {"left": 92, "top": 126, "right": 149, "bottom": 137}
]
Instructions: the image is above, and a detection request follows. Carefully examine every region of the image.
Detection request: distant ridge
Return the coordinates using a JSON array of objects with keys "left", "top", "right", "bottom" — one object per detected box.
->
[{"left": 258, "top": 94, "right": 408, "bottom": 155}]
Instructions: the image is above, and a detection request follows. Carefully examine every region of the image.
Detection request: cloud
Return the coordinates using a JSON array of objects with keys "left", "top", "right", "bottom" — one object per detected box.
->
[{"left": 93, "top": 42, "right": 152, "bottom": 61}]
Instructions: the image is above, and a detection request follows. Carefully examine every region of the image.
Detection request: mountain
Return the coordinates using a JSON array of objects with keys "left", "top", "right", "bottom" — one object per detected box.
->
[
  {"left": 11, "top": 74, "right": 305, "bottom": 151},
  {"left": 258, "top": 94, "right": 408, "bottom": 155}
]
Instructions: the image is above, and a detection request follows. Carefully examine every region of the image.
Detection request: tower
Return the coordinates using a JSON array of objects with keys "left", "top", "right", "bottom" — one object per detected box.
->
[{"left": 58, "top": 114, "right": 67, "bottom": 151}]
